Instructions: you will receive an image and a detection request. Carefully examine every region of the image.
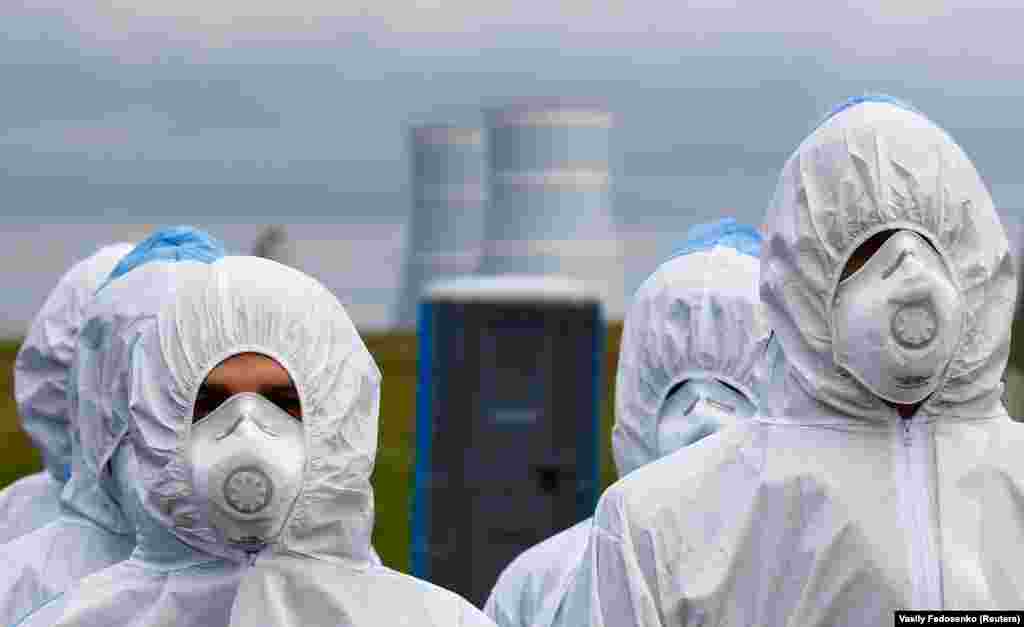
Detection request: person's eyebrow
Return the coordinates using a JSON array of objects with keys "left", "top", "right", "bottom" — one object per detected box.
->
[{"left": 262, "top": 384, "right": 299, "bottom": 396}]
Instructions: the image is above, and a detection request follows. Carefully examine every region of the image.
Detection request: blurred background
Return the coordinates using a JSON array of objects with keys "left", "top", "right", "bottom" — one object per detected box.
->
[{"left": 4, "top": 0, "right": 1024, "bottom": 574}]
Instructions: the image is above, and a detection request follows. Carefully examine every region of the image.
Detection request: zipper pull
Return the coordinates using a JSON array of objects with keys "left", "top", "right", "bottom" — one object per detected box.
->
[{"left": 902, "top": 418, "right": 912, "bottom": 446}]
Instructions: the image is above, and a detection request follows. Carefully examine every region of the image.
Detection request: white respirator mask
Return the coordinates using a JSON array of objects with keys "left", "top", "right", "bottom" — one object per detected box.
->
[
  {"left": 188, "top": 392, "right": 306, "bottom": 551},
  {"left": 832, "top": 230, "right": 964, "bottom": 405},
  {"left": 656, "top": 379, "right": 755, "bottom": 458}
]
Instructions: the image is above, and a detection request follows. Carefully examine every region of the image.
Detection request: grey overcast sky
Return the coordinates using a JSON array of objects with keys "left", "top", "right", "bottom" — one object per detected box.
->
[{"left": 2, "top": 1, "right": 1024, "bottom": 334}]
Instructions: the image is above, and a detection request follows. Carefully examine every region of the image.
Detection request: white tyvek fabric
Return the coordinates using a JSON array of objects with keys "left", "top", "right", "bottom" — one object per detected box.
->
[
  {"left": 1, "top": 244, "right": 134, "bottom": 544},
  {"left": 35, "top": 256, "right": 483, "bottom": 627},
  {"left": 230, "top": 552, "right": 497, "bottom": 627},
  {"left": 148, "top": 256, "right": 379, "bottom": 566},
  {"left": 0, "top": 259, "right": 211, "bottom": 627},
  {"left": 762, "top": 109, "right": 1010, "bottom": 422},
  {"left": 0, "top": 474, "right": 62, "bottom": 546},
  {"left": 486, "top": 245, "right": 769, "bottom": 627},
  {"left": 13, "top": 243, "right": 135, "bottom": 481},
  {"left": 180, "top": 258, "right": 489, "bottom": 627},
  {"left": 485, "top": 519, "right": 592, "bottom": 627},
  {"left": 578, "top": 101, "right": 1022, "bottom": 627},
  {"left": 612, "top": 245, "right": 770, "bottom": 477}
]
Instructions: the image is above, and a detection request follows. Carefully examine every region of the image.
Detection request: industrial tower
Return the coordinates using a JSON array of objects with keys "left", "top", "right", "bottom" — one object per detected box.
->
[
  {"left": 397, "top": 124, "right": 487, "bottom": 329},
  {"left": 479, "top": 100, "right": 624, "bottom": 311}
]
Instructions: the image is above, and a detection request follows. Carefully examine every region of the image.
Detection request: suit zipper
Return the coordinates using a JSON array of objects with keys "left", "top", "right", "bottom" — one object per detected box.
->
[{"left": 898, "top": 416, "right": 942, "bottom": 609}]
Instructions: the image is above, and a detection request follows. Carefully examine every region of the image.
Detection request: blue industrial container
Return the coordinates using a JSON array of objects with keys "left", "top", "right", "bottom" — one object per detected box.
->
[{"left": 411, "top": 275, "right": 604, "bottom": 608}]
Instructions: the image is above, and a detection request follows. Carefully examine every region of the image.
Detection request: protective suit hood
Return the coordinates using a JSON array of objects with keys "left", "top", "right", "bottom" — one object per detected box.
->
[
  {"left": 14, "top": 242, "right": 134, "bottom": 482},
  {"left": 130, "top": 257, "right": 490, "bottom": 627},
  {"left": 613, "top": 225, "right": 770, "bottom": 476},
  {"left": 761, "top": 99, "right": 1015, "bottom": 422},
  {"left": 135, "top": 255, "right": 380, "bottom": 565}
]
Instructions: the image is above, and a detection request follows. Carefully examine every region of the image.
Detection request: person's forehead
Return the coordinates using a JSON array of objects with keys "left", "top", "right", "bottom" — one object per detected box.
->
[{"left": 204, "top": 352, "right": 294, "bottom": 386}]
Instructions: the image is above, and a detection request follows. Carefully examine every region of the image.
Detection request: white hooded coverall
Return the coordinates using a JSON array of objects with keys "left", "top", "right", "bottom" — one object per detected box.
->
[
  {"left": 1, "top": 243, "right": 133, "bottom": 544},
  {"left": 0, "top": 255, "right": 222, "bottom": 627},
  {"left": 576, "top": 100, "right": 1023, "bottom": 626},
  {"left": 485, "top": 225, "right": 771, "bottom": 627}
]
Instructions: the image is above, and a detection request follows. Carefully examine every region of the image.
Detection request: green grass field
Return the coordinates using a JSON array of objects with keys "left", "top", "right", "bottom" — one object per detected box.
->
[
  {"left": 0, "top": 324, "right": 624, "bottom": 573},
  {"left": 4, "top": 316, "right": 1023, "bottom": 572},
  {"left": 0, "top": 340, "right": 44, "bottom": 491}
]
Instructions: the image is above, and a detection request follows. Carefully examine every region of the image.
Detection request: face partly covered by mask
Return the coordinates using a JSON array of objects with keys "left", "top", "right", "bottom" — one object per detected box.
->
[
  {"left": 832, "top": 229, "right": 964, "bottom": 407},
  {"left": 758, "top": 99, "right": 1016, "bottom": 423},
  {"left": 187, "top": 352, "right": 306, "bottom": 552},
  {"left": 656, "top": 378, "right": 757, "bottom": 457}
]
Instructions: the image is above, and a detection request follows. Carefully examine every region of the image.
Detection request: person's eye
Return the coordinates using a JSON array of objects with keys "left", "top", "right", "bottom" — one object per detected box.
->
[
  {"left": 269, "top": 396, "right": 302, "bottom": 420},
  {"left": 193, "top": 392, "right": 227, "bottom": 422}
]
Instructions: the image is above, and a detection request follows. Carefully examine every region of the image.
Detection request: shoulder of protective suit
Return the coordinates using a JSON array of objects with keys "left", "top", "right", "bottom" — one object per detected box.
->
[
  {"left": 486, "top": 516, "right": 592, "bottom": 620},
  {"left": 601, "top": 422, "right": 760, "bottom": 532}
]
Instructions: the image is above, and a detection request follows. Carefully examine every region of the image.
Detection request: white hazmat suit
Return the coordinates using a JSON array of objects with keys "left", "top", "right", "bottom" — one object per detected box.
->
[
  {"left": 484, "top": 221, "right": 771, "bottom": 627},
  {"left": 580, "top": 98, "right": 1023, "bottom": 625},
  {"left": 29, "top": 256, "right": 491, "bottom": 627},
  {"left": 1, "top": 243, "right": 134, "bottom": 544},
  {"left": 2, "top": 228, "right": 225, "bottom": 627}
]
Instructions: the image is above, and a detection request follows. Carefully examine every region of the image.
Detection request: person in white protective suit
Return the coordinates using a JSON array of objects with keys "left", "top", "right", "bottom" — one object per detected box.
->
[
  {"left": 26, "top": 255, "right": 492, "bottom": 627},
  {"left": 483, "top": 218, "right": 772, "bottom": 627},
  {"left": 0, "top": 227, "right": 226, "bottom": 627},
  {"left": 572, "top": 95, "right": 1024, "bottom": 626},
  {"left": 1, "top": 243, "right": 134, "bottom": 544}
]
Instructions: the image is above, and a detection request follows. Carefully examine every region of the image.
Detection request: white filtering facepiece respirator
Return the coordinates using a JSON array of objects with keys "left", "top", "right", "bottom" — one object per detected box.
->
[
  {"left": 832, "top": 230, "right": 964, "bottom": 406},
  {"left": 188, "top": 392, "right": 306, "bottom": 551},
  {"left": 656, "top": 378, "right": 756, "bottom": 459}
]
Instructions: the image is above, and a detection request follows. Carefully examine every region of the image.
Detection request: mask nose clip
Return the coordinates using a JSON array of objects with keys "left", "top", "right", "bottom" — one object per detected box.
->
[
  {"left": 215, "top": 414, "right": 246, "bottom": 441},
  {"left": 882, "top": 248, "right": 922, "bottom": 280},
  {"left": 213, "top": 396, "right": 283, "bottom": 441}
]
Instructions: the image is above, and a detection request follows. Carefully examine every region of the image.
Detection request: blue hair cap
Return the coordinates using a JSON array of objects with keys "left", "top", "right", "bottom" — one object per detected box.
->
[
  {"left": 817, "top": 93, "right": 922, "bottom": 129},
  {"left": 105, "top": 226, "right": 226, "bottom": 283},
  {"left": 672, "top": 217, "right": 762, "bottom": 259}
]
